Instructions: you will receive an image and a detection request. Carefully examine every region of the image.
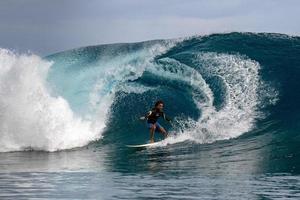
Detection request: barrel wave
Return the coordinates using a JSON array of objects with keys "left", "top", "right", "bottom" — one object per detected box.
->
[{"left": 0, "top": 32, "right": 299, "bottom": 157}]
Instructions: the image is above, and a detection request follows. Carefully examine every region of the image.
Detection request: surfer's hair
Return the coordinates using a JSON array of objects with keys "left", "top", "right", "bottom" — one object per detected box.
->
[{"left": 155, "top": 100, "right": 164, "bottom": 107}]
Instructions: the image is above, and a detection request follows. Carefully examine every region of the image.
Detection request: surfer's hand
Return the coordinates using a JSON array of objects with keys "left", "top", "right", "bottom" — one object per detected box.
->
[{"left": 139, "top": 116, "right": 146, "bottom": 120}]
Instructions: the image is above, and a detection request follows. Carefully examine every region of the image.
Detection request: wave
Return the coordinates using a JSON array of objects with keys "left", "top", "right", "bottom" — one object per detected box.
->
[
  {"left": 1, "top": 32, "right": 299, "bottom": 152},
  {"left": 0, "top": 49, "right": 100, "bottom": 152}
]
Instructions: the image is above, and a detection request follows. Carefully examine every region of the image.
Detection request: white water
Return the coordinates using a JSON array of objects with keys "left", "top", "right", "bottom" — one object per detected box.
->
[
  {"left": 155, "top": 52, "right": 277, "bottom": 146},
  {"left": 0, "top": 49, "right": 101, "bottom": 152},
  {"left": 192, "top": 53, "right": 262, "bottom": 142}
]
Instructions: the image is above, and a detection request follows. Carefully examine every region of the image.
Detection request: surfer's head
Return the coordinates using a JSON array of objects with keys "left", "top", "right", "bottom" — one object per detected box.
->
[{"left": 155, "top": 100, "right": 164, "bottom": 111}]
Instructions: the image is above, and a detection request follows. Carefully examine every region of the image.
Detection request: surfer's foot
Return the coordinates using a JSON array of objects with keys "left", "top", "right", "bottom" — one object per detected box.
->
[
  {"left": 150, "top": 139, "right": 155, "bottom": 143},
  {"left": 164, "top": 132, "right": 169, "bottom": 138}
]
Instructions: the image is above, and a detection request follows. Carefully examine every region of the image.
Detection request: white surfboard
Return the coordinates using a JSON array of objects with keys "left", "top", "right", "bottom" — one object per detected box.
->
[{"left": 126, "top": 140, "right": 163, "bottom": 148}]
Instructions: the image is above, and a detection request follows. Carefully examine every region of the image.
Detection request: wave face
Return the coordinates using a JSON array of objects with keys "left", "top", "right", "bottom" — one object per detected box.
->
[{"left": 1, "top": 32, "right": 300, "bottom": 152}]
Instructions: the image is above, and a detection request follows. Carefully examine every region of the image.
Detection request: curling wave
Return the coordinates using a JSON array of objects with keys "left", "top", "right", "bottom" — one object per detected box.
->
[{"left": 2, "top": 32, "right": 300, "bottom": 151}]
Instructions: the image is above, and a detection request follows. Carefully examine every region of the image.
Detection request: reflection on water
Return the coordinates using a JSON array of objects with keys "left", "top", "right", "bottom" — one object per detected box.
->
[
  {"left": 0, "top": 147, "right": 108, "bottom": 173},
  {"left": 0, "top": 172, "right": 299, "bottom": 199},
  {"left": 0, "top": 126, "right": 299, "bottom": 199}
]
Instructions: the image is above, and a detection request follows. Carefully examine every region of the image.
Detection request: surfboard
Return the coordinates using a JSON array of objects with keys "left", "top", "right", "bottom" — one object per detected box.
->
[{"left": 126, "top": 141, "right": 163, "bottom": 148}]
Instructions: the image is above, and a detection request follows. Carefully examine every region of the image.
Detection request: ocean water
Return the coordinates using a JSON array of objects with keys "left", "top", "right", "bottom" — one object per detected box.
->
[{"left": 0, "top": 32, "right": 300, "bottom": 199}]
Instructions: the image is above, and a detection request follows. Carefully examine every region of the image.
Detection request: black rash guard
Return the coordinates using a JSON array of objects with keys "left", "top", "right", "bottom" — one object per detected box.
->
[{"left": 146, "top": 108, "right": 171, "bottom": 124}]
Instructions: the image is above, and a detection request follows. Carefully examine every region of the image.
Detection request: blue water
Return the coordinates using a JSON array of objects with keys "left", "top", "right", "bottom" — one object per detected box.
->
[{"left": 0, "top": 32, "right": 300, "bottom": 199}]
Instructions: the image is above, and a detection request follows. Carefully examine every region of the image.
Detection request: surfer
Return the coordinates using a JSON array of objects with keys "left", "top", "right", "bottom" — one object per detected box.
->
[{"left": 140, "top": 100, "right": 171, "bottom": 143}]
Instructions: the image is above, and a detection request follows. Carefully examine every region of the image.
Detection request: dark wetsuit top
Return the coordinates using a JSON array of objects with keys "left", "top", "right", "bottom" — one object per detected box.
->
[{"left": 146, "top": 108, "right": 171, "bottom": 124}]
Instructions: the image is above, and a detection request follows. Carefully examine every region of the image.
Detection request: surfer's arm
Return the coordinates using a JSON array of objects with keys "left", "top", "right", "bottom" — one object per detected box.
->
[
  {"left": 162, "top": 113, "right": 171, "bottom": 122},
  {"left": 140, "top": 111, "right": 152, "bottom": 120}
]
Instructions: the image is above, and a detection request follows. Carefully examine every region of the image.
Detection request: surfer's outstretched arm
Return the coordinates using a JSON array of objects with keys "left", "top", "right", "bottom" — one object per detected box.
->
[{"left": 139, "top": 110, "right": 152, "bottom": 120}]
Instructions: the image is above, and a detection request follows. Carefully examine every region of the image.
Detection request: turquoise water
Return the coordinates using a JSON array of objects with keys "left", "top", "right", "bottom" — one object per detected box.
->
[{"left": 0, "top": 32, "right": 300, "bottom": 199}]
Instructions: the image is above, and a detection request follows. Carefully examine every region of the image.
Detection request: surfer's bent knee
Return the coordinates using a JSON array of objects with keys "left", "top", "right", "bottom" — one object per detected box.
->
[{"left": 149, "top": 124, "right": 156, "bottom": 130}]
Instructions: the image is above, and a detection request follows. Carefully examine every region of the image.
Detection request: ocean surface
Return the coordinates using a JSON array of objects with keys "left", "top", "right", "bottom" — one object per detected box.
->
[{"left": 0, "top": 32, "right": 300, "bottom": 199}]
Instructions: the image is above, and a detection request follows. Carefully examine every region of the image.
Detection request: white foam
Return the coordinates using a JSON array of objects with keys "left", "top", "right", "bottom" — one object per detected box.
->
[
  {"left": 0, "top": 49, "right": 101, "bottom": 152},
  {"left": 151, "top": 52, "right": 277, "bottom": 146},
  {"left": 191, "top": 53, "right": 262, "bottom": 143}
]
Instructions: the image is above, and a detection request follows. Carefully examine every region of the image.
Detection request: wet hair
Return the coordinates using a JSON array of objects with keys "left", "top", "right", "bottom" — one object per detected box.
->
[{"left": 155, "top": 100, "right": 164, "bottom": 107}]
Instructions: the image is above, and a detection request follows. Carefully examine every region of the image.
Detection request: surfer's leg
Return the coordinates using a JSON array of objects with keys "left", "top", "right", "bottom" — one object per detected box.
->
[
  {"left": 160, "top": 127, "right": 168, "bottom": 138},
  {"left": 156, "top": 122, "right": 168, "bottom": 138},
  {"left": 148, "top": 123, "right": 156, "bottom": 143}
]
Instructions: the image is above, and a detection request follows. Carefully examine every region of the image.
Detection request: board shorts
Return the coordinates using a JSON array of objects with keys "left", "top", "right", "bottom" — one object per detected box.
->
[{"left": 147, "top": 122, "right": 162, "bottom": 130}]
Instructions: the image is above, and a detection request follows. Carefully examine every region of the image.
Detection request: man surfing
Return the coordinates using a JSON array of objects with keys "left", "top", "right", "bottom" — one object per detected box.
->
[{"left": 140, "top": 100, "right": 171, "bottom": 143}]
